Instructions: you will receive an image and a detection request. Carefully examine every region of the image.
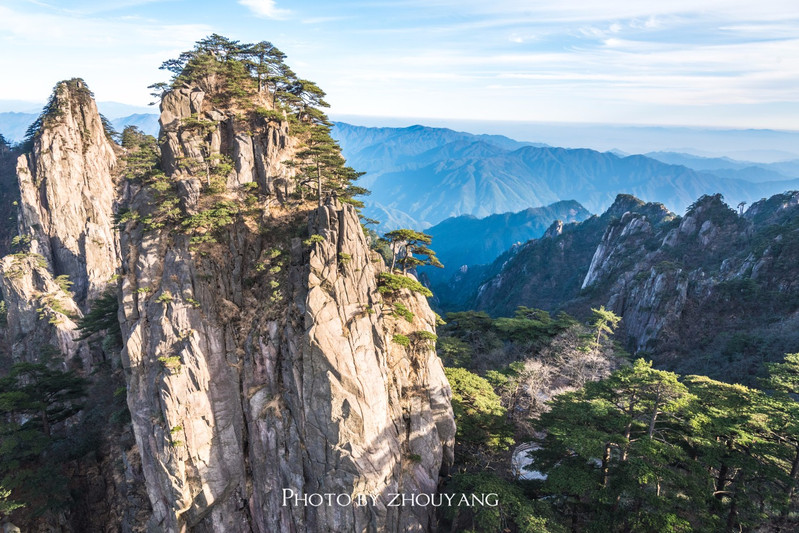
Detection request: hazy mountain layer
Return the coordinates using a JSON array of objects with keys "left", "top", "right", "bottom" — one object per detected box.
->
[
  {"left": 646, "top": 151, "right": 799, "bottom": 183},
  {"left": 333, "top": 123, "right": 799, "bottom": 230},
  {"left": 0, "top": 111, "right": 159, "bottom": 143},
  {"left": 426, "top": 200, "right": 591, "bottom": 276}
]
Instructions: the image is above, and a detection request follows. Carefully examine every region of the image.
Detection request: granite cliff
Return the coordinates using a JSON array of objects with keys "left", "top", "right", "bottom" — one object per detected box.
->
[{"left": 0, "top": 41, "right": 454, "bottom": 533}]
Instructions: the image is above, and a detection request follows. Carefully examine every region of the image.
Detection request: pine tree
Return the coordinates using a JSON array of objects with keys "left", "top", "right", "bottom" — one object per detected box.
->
[
  {"left": 381, "top": 229, "right": 443, "bottom": 272},
  {"left": 0, "top": 361, "right": 87, "bottom": 514},
  {"left": 590, "top": 305, "right": 621, "bottom": 350}
]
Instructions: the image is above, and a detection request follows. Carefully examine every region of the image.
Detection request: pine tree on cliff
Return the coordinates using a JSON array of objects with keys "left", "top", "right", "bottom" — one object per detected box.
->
[
  {"left": 151, "top": 34, "right": 367, "bottom": 207},
  {"left": 381, "top": 229, "right": 443, "bottom": 272},
  {"left": 243, "top": 41, "right": 294, "bottom": 106}
]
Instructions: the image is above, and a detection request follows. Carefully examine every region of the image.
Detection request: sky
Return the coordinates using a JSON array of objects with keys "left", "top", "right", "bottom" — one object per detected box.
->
[{"left": 2, "top": 0, "right": 799, "bottom": 130}]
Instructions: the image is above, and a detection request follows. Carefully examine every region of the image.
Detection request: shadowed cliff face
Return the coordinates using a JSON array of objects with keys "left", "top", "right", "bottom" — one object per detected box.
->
[
  {"left": 472, "top": 191, "right": 799, "bottom": 383},
  {"left": 116, "top": 87, "right": 454, "bottom": 532}
]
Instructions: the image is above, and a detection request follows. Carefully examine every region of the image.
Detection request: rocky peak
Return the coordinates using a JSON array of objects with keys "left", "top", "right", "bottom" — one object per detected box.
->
[
  {"left": 15, "top": 78, "right": 118, "bottom": 309},
  {"left": 159, "top": 83, "right": 295, "bottom": 199},
  {"left": 582, "top": 197, "right": 675, "bottom": 290},
  {"left": 742, "top": 190, "right": 799, "bottom": 226},
  {"left": 605, "top": 193, "right": 646, "bottom": 219},
  {"left": 1, "top": 39, "right": 454, "bottom": 533},
  {"left": 110, "top": 39, "right": 454, "bottom": 532}
]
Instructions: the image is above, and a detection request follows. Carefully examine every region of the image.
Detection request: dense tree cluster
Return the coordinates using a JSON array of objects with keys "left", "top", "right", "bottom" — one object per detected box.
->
[
  {"left": 0, "top": 361, "right": 87, "bottom": 517},
  {"left": 531, "top": 356, "right": 799, "bottom": 531},
  {"left": 436, "top": 301, "right": 799, "bottom": 532}
]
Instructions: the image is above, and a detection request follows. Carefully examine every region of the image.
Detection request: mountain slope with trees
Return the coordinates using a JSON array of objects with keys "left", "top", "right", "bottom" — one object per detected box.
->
[
  {"left": 470, "top": 191, "right": 799, "bottom": 385},
  {"left": 419, "top": 200, "right": 592, "bottom": 310}
]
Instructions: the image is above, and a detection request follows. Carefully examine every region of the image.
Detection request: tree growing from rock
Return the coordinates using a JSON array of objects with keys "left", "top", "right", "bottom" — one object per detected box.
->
[{"left": 381, "top": 229, "right": 443, "bottom": 273}]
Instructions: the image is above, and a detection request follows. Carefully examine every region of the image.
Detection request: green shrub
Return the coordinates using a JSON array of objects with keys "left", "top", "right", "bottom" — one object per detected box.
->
[
  {"left": 182, "top": 201, "right": 239, "bottom": 234},
  {"left": 54, "top": 274, "right": 73, "bottom": 294},
  {"left": 392, "top": 303, "right": 414, "bottom": 322},
  {"left": 158, "top": 356, "right": 182, "bottom": 371},
  {"left": 411, "top": 330, "right": 437, "bottom": 346},
  {"left": 255, "top": 107, "right": 284, "bottom": 121},
  {"left": 155, "top": 291, "right": 173, "bottom": 304},
  {"left": 377, "top": 273, "right": 432, "bottom": 298},
  {"left": 11, "top": 234, "right": 32, "bottom": 249},
  {"left": 303, "top": 234, "right": 325, "bottom": 246},
  {"left": 393, "top": 334, "right": 410, "bottom": 347}
]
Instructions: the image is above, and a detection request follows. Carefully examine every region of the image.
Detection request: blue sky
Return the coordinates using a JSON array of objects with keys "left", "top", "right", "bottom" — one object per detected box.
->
[{"left": 2, "top": 0, "right": 799, "bottom": 129}]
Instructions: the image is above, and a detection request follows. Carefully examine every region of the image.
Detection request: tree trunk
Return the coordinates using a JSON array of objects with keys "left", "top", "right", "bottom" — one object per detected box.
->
[
  {"left": 316, "top": 161, "right": 322, "bottom": 207},
  {"left": 41, "top": 408, "right": 50, "bottom": 438},
  {"left": 648, "top": 389, "right": 661, "bottom": 438},
  {"left": 716, "top": 462, "right": 729, "bottom": 499},
  {"left": 725, "top": 492, "right": 739, "bottom": 532}
]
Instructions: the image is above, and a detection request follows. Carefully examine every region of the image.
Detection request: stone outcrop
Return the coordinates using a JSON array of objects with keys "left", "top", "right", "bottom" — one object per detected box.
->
[
  {"left": 0, "top": 79, "right": 151, "bottom": 533},
  {"left": 15, "top": 78, "right": 118, "bottom": 309},
  {"left": 159, "top": 87, "right": 295, "bottom": 199},
  {"left": 0, "top": 253, "right": 88, "bottom": 366},
  {"left": 1, "top": 78, "right": 120, "bottom": 369},
  {"left": 113, "top": 86, "right": 454, "bottom": 532}
]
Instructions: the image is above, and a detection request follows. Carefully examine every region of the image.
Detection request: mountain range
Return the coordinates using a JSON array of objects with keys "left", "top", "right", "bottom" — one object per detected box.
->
[
  {"left": 0, "top": 101, "right": 159, "bottom": 143},
  {"left": 3, "top": 112, "right": 799, "bottom": 237},
  {"left": 424, "top": 200, "right": 591, "bottom": 279},
  {"left": 333, "top": 123, "right": 799, "bottom": 230}
]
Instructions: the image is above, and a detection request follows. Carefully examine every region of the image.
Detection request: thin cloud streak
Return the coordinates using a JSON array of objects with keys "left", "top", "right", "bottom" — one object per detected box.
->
[{"left": 238, "top": 0, "right": 290, "bottom": 19}]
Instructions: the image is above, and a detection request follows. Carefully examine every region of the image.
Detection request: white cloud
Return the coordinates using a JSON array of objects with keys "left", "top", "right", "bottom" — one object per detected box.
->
[
  {"left": 238, "top": 0, "right": 289, "bottom": 19},
  {"left": 0, "top": 4, "right": 210, "bottom": 104}
]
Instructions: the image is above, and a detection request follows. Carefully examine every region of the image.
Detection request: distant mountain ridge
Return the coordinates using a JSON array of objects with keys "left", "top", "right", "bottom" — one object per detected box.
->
[
  {"left": 421, "top": 200, "right": 592, "bottom": 311},
  {"left": 332, "top": 123, "right": 799, "bottom": 230},
  {"left": 646, "top": 151, "right": 799, "bottom": 183},
  {"left": 0, "top": 106, "right": 159, "bottom": 143},
  {"left": 425, "top": 200, "right": 591, "bottom": 274},
  {"left": 467, "top": 191, "right": 799, "bottom": 385}
]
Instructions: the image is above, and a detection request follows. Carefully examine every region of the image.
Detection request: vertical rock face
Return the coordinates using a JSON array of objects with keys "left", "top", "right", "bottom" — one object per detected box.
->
[
  {"left": 3, "top": 79, "right": 119, "bottom": 368},
  {"left": 116, "top": 86, "right": 454, "bottom": 532},
  {"left": 0, "top": 80, "right": 151, "bottom": 532},
  {"left": 0, "top": 254, "right": 88, "bottom": 365},
  {"left": 1, "top": 74, "right": 453, "bottom": 532},
  {"left": 16, "top": 78, "right": 118, "bottom": 309}
]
